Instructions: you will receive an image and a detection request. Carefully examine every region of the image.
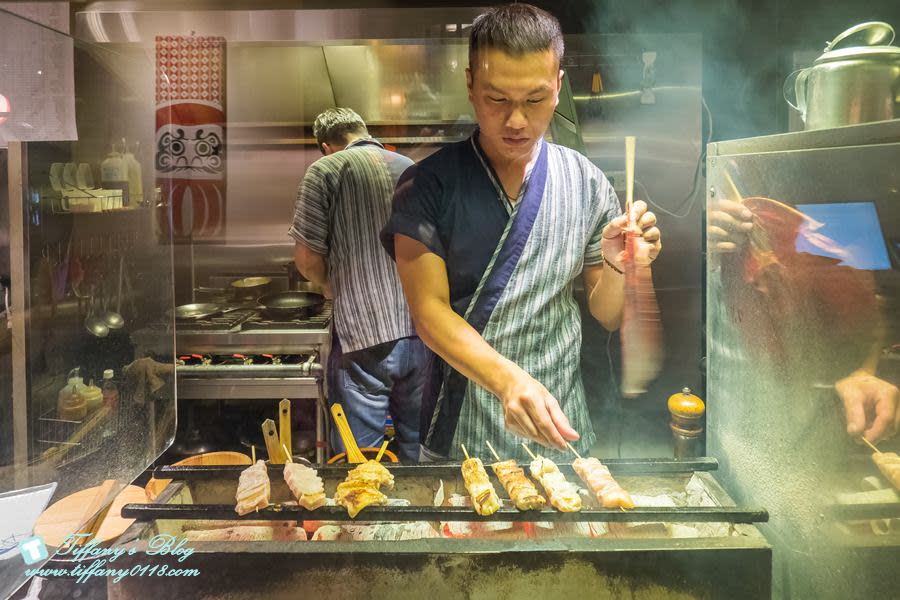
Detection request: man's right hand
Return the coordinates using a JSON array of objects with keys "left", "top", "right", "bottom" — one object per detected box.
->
[
  {"left": 708, "top": 198, "right": 754, "bottom": 253},
  {"left": 499, "top": 364, "right": 580, "bottom": 450}
]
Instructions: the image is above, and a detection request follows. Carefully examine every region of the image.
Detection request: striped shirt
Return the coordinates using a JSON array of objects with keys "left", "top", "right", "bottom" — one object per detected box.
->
[
  {"left": 382, "top": 133, "right": 621, "bottom": 460},
  {"left": 289, "top": 138, "right": 415, "bottom": 353}
]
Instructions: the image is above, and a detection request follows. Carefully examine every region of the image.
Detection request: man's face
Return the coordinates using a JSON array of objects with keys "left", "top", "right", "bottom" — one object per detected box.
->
[{"left": 467, "top": 47, "right": 562, "bottom": 165}]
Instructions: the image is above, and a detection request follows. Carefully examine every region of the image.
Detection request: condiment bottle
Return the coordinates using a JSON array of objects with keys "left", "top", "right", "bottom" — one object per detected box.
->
[
  {"left": 668, "top": 387, "right": 705, "bottom": 459},
  {"left": 80, "top": 378, "right": 104, "bottom": 412},
  {"left": 122, "top": 139, "right": 142, "bottom": 206},
  {"left": 100, "top": 143, "right": 129, "bottom": 204},
  {"left": 58, "top": 384, "right": 87, "bottom": 421},
  {"left": 57, "top": 367, "right": 87, "bottom": 414},
  {"left": 101, "top": 369, "right": 119, "bottom": 410}
]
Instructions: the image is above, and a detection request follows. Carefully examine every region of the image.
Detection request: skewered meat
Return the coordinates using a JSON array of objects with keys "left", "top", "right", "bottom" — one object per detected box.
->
[
  {"left": 873, "top": 452, "right": 900, "bottom": 491},
  {"left": 235, "top": 460, "right": 270, "bottom": 516},
  {"left": 333, "top": 460, "right": 393, "bottom": 518},
  {"left": 284, "top": 463, "right": 326, "bottom": 510},
  {"left": 184, "top": 526, "right": 307, "bottom": 542},
  {"left": 461, "top": 457, "right": 501, "bottom": 516},
  {"left": 529, "top": 456, "right": 582, "bottom": 512},
  {"left": 573, "top": 457, "right": 635, "bottom": 509},
  {"left": 334, "top": 480, "right": 388, "bottom": 518},
  {"left": 346, "top": 460, "right": 395, "bottom": 489},
  {"left": 490, "top": 459, "right": 546, "bottom": 510}
]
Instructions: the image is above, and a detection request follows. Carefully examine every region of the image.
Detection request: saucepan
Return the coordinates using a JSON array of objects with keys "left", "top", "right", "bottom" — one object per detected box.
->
[
  {"left": 230, "top": 276, "right": 272, "bottom": 300},
  {"left": 256, "top": 290, "right": 325, "bottom": 321}
]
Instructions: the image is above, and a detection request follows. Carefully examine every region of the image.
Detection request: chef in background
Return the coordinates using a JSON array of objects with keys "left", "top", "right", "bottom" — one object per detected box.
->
[{"left": 290, "top": 108, "right": 428, "bottom": 461}]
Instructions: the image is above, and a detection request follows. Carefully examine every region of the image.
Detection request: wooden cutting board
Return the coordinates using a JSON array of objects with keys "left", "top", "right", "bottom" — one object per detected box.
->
[{"left": 34, "top": 484, "right": 147, "bottom": 547}]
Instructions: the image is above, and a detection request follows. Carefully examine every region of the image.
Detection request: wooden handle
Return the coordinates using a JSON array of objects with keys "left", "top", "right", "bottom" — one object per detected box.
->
[
  {"left": 625, "top": 136, "right": 636, "bottom": 226},
  {"left": 278, "top": 399, "right": 292, "bottom": 458},
  {"left": 330, "top": 403, "right": 365, "bottom": 463},
  {"left": 262, "top": 419, "right": 285, "bottom": 464},
  {"left": 75, "top": 479, "right": 116, "bottom": 546}
]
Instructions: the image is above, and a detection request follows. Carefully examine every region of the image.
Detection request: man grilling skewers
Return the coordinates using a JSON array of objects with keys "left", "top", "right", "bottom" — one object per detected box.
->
[{"left": 381, "top": 4, "right": 661, "bottom": 461}]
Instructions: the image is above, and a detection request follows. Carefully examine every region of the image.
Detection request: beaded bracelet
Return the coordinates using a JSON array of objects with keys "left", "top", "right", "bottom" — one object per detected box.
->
[{"left": 603, "top": 256, "right": 624, "bottom": 275}]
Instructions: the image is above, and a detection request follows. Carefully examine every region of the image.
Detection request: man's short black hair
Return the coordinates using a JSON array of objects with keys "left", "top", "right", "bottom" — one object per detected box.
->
[
  {"left": 468, "top": 3, "right": 564, "bottom": 73},
  {"left": 313, "top": 108, "right": 369, "bottom": 150}
]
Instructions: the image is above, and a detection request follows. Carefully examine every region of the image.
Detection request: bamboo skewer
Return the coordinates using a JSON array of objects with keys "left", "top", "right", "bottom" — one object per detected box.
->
[
  {"left": 251, "top": 445, "right": 256, "bottom": 463},
  {"left": 376, "top": 440, "right": 390, "bottom": 462},
  {"left": 862, "top": 436, "right": 881, "bottom": 454},
  {"left": 566, "top": 442, "right": 583, "bottom": 460},
  {"left": 460, "top": 444, "right": 470, "bottom": 460},
  {"left": 723, "top": 170, "right": 742, "bottom": 202},
  {"left": 282, "top": 444, "right": 293, "bottom": 463},
  {"left": 625, "top": 135, "right": 636, "bottom": 227},
  {"left": 485, "top": 440, "right": 501, "bottom": 461},
  {"left": 521, "top": 443, "right": 537, "bottom": 460}
]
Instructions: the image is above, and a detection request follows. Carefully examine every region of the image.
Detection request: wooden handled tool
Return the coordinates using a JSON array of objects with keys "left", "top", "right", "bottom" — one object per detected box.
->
[
  {"left": 262, "top": 419, "right": 286, "bottom": 464},
  {"left": 330, "top": 403, "right": 366, "bottom": 463},
  {"left": 279, "top": 399, "right": 292, "bottom": 459}
]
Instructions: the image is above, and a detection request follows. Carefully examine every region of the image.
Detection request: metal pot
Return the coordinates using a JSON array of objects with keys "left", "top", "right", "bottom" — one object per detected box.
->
[
  {"left": 784, "top": 22, "right": 900, "bottom": 130},
  {"left": 230, "top": 276, "right": 272, "bottom": 300}
]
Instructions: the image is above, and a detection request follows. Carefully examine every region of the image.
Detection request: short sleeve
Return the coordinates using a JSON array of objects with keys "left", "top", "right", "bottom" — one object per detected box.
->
[
  {"left": 584, "top": 176, "right": 623, "bottom": 266},
  {"left": 380, "top": 163, "right": 447, "bottom": 260},
  {"left": 288, "top": 160, "right": 335, "bottom": 254}
]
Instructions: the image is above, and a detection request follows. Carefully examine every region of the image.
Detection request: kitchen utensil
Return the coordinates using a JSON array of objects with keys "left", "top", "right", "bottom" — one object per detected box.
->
[
  {"left": 330, "top": 403, "right": 366, "bottom": 463},
  {"left": 230, "top": 276, "right": 272, "bottom": 300},
  {"left": 257, "top": 290, "right": 324, "bottom": 321},
  {"left": 262, "top": 418, "right": 286, "bottom": 463},
  {"left": 84, "top": 286, "right": 110, "bottom": 338},
  {"left": 101, "top": 258, "right": 124, "bottom": 330},
  {"left": 326, "top": 447, "right": 399, "bottom": 464},
  {"left": 34, "top": 483, "right": 146, "bottom": 547},
  {"left": 170, "top": 303, "right": 253, "bottom": 321},
  {"left": 279, "top": 399, "right": 292, "bottom": 458},
  {"left": 784, "top": 21, "right": 900, "bottom": 130},
  {"left": 145, "top": 451, "right": 252, "bottom": 501}
]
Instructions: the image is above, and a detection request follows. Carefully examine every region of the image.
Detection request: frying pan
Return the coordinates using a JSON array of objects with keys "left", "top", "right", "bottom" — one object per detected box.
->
[
  {"left": 170, "top": 303, "right": 250, "bottom": 321},
  {"left": 257, "top": 290, "right": 325, "bottom": 320}
]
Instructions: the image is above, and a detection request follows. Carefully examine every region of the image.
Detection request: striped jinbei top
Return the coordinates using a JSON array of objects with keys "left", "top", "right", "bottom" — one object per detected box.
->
[{"left": 290, "top": 139, "right": 415, "bottom": 353}]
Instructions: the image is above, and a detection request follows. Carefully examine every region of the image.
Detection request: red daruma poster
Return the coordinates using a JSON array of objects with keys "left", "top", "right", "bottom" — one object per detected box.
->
[{"left": 155, "top": 35, "right": 226, "bottom": 239}]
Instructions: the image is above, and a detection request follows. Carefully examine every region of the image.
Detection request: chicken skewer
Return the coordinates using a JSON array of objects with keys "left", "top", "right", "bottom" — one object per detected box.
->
[
  {"left": 522, "top": 443, "right": 582, "bottom": 512},
  {"left": 333, "top": 459, "right": 394, "bottom": 518},
  {"left": 485, "top": 441, "right": 546, "bottom": 511},
  {"left": 460, "top": 444, "right": 501, "bottom": 516},
  {"left": 863, "top": 437, "right": 900, "bottom": 492},
  {"left": 567, "top": 443, "right": 635, "bottom": 510},
  {"left": 283, "top": 445, "right": 326, "bottom": 510},
  {"left": 235, "top": 460, "right": 271, "bottom": 516}
]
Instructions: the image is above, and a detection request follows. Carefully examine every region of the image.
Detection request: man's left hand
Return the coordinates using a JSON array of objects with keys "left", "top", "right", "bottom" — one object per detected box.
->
[
  {"left": 601, "top": 200, "right": 662, "bottom": 269},
  {"left": 837, "top": 370, "right": 900, "bottom": 443}
]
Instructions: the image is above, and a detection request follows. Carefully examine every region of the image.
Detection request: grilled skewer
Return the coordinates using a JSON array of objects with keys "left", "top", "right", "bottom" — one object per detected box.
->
[
  {"left": 485, "top": 441, "right": 546, "bottom": 511},
  {"left": 522, "top": 443, "right": 582, "bottom": 512},
  {"left": 460, "top": 444, "right": 501, "bottom": 516},
  {"left": 235, "top": 460, "right": 271, "bottom": 516},
  {"left": 863, "top": 437, "right": 900, "bottom": 492},
  {"left": 567, "top": 444, "right": 634, "bottom": 510},
  {"left": 333, "top": 460, "right": 394, "bottom": 518}
]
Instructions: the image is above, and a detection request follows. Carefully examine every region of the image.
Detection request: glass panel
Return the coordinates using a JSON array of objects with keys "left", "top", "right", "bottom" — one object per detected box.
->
[
  {"left": 706, "top": 126, "right": 900, "bottom": 599},
  {"left": 0, "top": 9, "right": 176, "bottom": 598}
]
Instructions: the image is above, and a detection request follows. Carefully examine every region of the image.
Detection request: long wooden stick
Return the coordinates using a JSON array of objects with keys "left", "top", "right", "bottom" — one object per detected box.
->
[
  {"left": 376, "top": 439, "right": 389, "bottom": 462},
  {"left": 566, "top": 442, "right": 583, "bottom": 459},
  {"left": 521, "top": 443, "right": 537, "bottom": 460},
  {"left": 485, "top": 440, "right": 501, "bottom": 461},
  {"left": 862, "top": 436, "right": 881, "bottom": 454},
  {"left": 251, "top": 445, "right": 256, "bottom": 463},
  {"left": 460, "top": 444, "right": 470, "bottom": 460},
  {"left": 625, "top": 136, "right": 636, "bottom": 227},
  {"left": 282, "top": 444, "right": 293, "bottom": 463}
]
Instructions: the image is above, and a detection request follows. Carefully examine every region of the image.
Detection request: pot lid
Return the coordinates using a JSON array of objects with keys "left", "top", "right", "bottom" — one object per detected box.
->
[
  {"left": 825, "top": 21, "right": 895, "bottom": 52},
  {"left": 815, "top": 44, "right": 900, "bottom": 65}
]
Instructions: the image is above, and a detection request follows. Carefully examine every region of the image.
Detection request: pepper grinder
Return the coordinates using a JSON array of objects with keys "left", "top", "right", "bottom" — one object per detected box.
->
[{"left": 668, "top": 387, "right": 705, "bottom": 459}]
